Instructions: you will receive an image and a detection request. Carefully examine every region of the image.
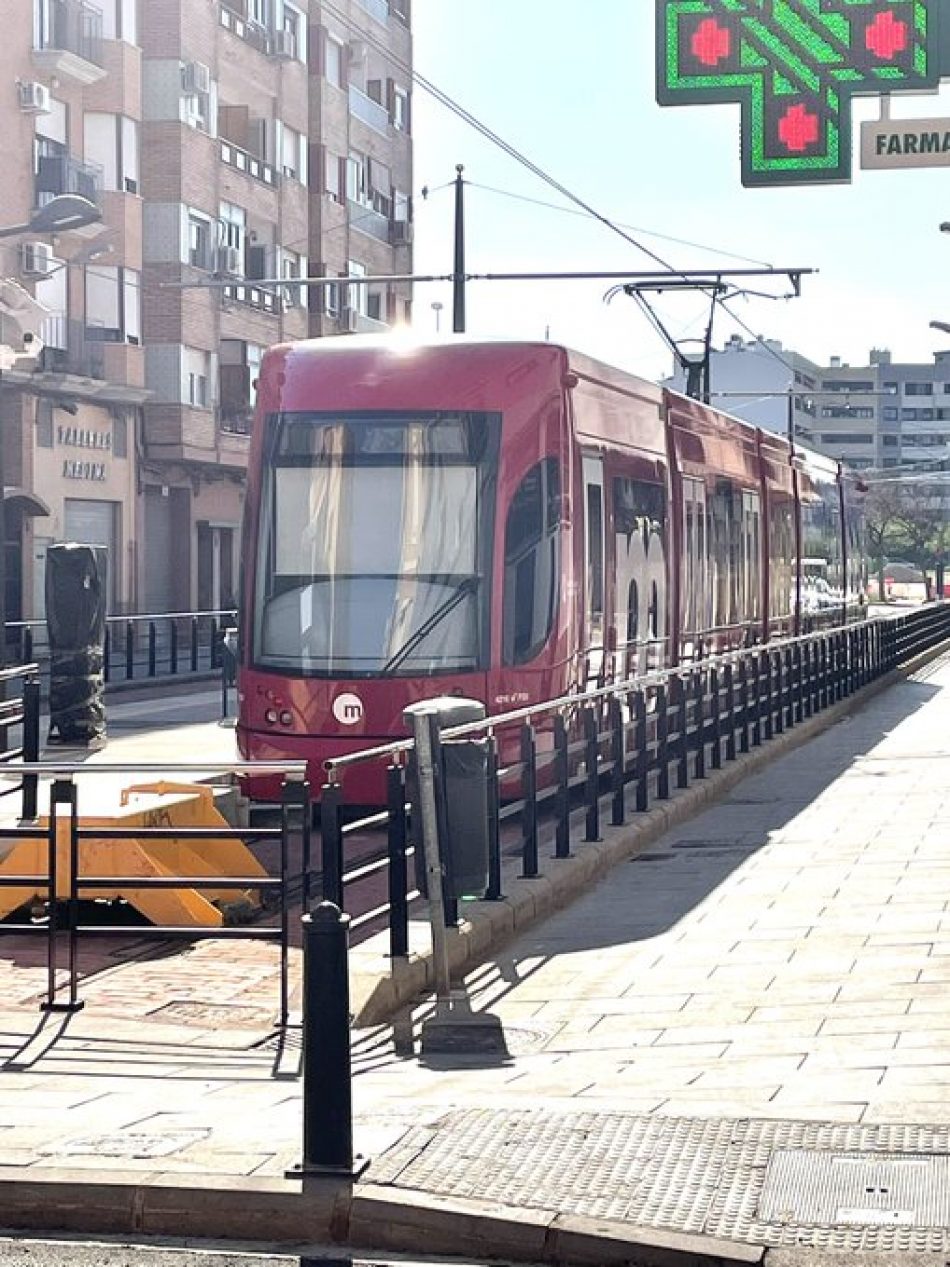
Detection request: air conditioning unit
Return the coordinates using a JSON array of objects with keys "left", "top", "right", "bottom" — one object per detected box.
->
[
  {"left": 216, "top": 244, "right": 243, "bottom": 276},
  {"left": 270, "top": 28, "right": 296, "bottom": 58},
  {"left": 182, "top": 61, "right": 212, "bottom": 95},
  {"left": 342, "top": 306, "right": 359, "bottom": 333},
  {"left": 18, "top": 81, "right": 51, "bottom": 115},
  {"left": 390, "top": 220, "right": 412, "bottom": 247},
  {"left": 21, "top": 242, "right": 54, "bottom": 278}
]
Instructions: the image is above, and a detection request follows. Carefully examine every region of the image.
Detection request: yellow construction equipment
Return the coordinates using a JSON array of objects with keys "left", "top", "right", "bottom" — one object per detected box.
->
[{"left": 0, "top": 781, "right": 269, "bottom": 927}]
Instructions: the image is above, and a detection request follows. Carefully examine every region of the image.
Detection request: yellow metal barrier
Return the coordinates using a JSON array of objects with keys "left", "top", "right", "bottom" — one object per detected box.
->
[{"left": 0, "top": 781, "right": 269, "bottom": 927}]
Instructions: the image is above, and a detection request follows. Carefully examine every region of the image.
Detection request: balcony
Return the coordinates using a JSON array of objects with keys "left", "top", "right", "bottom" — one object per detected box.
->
[
  {"left": 355, "top": 0, "right": 389, "bottom": 22},
  {"left": 33, "top": 0, "right": 106, "bottom": 84},
  {"left": 35, "top": 154, "right": 101, "bottom": 206},
  {"left": 219, "top": 3, "right": 269, "bottom": 53},
  {"left": 348, "top": 84, "right": 389, "bottom": 135},
  {"left": 220, "top": 140, "right": 278, "bottom": 188},
  {"left": 347, "top": 198, "right": 391, "bottom": 245},
  {"left": 38, "top": 317, "right": 106, "bottom": 379},
  {"left": 222, "top": 282, "right": 281, "bottom": 314}
]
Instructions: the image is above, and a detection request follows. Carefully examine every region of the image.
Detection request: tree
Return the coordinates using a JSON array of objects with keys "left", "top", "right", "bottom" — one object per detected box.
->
[{"left": 864, "top": 484, "right": 907, "bottom": 600}]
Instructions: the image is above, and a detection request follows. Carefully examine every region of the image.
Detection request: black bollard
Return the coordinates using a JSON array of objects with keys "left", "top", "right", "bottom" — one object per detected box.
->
[{"left": 288, "top": 901, "right": 366, "bottom": 1178}]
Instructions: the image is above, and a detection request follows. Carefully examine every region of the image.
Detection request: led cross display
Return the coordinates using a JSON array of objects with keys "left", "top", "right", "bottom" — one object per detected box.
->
[{"left": 656, "top": 1, "right": 943, "bottom": 186}]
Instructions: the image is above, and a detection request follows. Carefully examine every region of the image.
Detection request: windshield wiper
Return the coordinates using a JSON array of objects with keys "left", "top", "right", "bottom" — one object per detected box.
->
[{"left": 380, "top": 577, "right": 480, "bottom": 675}]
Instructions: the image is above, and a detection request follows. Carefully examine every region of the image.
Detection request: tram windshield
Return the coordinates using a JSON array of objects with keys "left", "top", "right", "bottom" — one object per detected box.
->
[{"left": 253, "top": 412, "right": 496, "bottom": 676}]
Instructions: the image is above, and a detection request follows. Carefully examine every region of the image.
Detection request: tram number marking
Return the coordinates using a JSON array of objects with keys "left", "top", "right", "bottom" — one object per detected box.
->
[{"left": 333, "top": 693, "right": 365, "bottom": 725}]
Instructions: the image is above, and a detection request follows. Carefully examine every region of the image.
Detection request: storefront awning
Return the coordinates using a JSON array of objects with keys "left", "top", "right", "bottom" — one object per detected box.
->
[{"left": 3, "top": 488, "right": 50, "bottom": 517}]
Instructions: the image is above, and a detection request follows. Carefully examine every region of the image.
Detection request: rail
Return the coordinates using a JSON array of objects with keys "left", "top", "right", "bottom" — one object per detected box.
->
[
  {"left": 0, "top": 760, "right": 309, "bottom": 1019},
  {"left": 6, "top": 610, "right": 237, "bottom": 688},
  {"left": 316, "top": 605, "right": 950, "bottom": 961},
  {"left": 0, "top": 664, "right": 41, "bottom": 819}
]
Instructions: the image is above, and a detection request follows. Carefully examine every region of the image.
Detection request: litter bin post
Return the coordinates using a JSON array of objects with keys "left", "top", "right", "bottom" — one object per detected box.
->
[
  {"left": 45, "top": 544, "right": 108, "bottom": 749},
  {"left": 404, "top": 697, "right": 506, "bottom": 1057}
]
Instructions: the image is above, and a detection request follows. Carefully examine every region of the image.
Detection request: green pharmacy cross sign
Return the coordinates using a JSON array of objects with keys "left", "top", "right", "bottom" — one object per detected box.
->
[{"left": 656, "top": 1, "right": 944, "bottom": 186}]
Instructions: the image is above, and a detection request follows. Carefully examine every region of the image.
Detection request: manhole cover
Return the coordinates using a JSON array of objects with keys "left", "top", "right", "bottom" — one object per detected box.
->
[
  {"left": 150, "top": 1001, "right": 273, "bottom": 1027},
  {"left": 51, "top": 1129, "right": 209, "bottom": 1159},
  {"left": 759, "top": 1151, "right": 950, "bottom": 1226}
]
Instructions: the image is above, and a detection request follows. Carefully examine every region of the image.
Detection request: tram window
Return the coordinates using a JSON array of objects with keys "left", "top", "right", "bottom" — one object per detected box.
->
[
  {"left": 627, "top": 579, "right": 638, "bottom": 643},
  {"left": 503, "top": 458, "right": 561, "bottom": 665},
  {"left": 586, "top": 482, "right": 604, "bottom": 618}
]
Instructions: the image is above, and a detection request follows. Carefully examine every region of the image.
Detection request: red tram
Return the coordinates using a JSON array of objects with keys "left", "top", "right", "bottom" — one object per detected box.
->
[{"left": 236, "top": 338, "right": 866, "bottom": 800}]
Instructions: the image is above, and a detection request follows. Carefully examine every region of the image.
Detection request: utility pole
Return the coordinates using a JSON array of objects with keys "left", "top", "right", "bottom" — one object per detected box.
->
[{"left": 452, "top": 165, "right": 465, "bottom": 333}]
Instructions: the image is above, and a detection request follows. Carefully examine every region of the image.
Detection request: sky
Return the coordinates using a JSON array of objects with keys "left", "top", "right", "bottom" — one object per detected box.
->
[{"left": 409, "top": 1, "right": 950, "bottom": 384}]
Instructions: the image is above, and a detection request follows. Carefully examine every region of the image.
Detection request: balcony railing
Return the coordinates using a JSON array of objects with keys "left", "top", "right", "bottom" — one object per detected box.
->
[
  {"left": 35, "top": 154, "right": 101, "bottom": 204},
  {"left": 355, "top": 0, "right": 389, "bottom": 22},
  {"left": 222, "top": 283, "right": 280, "bottom": 314},
  {"left": 220, "top": 140, "right": 278, "bottom": 188},
  {"left": 347, "top": 198, "right": 391, "bottom": 244},
  {"left": 34, "top": 0, "right": 104, "bottom": 71},
  {"left": 219, "top": 3, "right": 269, "bottom": 52},
  {"left": 38, "top": 317, "right": 106, "bottom": 380},
  {"left": 348, "top": 84, "right": 390, "bottom": 134},
  {"left": 220, "top": 411, "right": 254, "bottom": 435}
]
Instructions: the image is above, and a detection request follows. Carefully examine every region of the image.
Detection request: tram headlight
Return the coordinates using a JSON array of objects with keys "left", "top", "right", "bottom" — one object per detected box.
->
[
  {"left": 264, "top": 708, "right": 278, "bottom": 725},
  {"left": 279, "top": 710, "right": 293, "bottom": 727}
]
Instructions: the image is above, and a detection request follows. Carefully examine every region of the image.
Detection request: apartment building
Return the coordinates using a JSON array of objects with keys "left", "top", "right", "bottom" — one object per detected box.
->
[
  {"left": 2, "top": 0, "right": 413, "bottom": 621},
  {"left": 1, "top": 0, "right": 147, "bottom": 625}
]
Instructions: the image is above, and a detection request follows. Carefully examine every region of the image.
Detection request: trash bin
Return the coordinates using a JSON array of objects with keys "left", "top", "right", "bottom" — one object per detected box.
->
[
  {"left": 403, "top": 696, "right": 490, "bottom": 900},
  {"left": 46, "top": 543, "right": 107, "bottom": 747}
]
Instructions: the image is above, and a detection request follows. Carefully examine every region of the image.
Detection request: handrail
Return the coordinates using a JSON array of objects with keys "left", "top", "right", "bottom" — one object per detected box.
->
[
  {"left": 6, "top": 610, "right": 236, "bottom": 630},
  {"left": 324, "top": 614, "right": 903, "bottom": 778},
  {"left": 0, "top": 760, "right": 307, "bottom": 778}
]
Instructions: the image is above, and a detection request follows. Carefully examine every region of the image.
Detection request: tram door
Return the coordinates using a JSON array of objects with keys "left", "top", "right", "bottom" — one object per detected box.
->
[{"left": 583, "top": 455, "right": 606, "bottom": 688}]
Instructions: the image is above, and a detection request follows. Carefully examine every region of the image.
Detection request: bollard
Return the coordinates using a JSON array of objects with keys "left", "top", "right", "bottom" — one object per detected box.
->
[{"left": 289, "top": 902, "right": 366, "bottom": 1177}]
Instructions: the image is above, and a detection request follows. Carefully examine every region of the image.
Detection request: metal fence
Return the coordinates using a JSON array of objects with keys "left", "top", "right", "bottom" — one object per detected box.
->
[
  {"left": 8, "top": 610, "right": 237, "bottom": 688},
  {"left": 0, "top": 665, "right": 40, "bottom": 819},
  {"left": 316, "top": 606, "right": 950, "bottom": 960},
  {"left": 0, "top": 762, "right": 309, "bottom": 1019}
]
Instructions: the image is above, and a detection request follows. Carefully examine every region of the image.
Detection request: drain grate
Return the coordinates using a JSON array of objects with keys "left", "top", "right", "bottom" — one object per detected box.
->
[
  {"left": 150, "top": 1000, "right": 274, "bottom": 1028},
  {"left": 50, "top": 1129, "right": 209, "bottom": 1159},
  {"left": 759, "top": 1151, "right": 950, "bottom": 1227}
]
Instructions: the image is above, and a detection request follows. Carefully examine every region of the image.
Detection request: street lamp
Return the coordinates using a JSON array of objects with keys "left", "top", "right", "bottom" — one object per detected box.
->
[
  {"left": 0, "top": 195, "right": 103, "bottom": 666},
  {"left": 0, "top": 195, "right": 101, "bottom": 241}
]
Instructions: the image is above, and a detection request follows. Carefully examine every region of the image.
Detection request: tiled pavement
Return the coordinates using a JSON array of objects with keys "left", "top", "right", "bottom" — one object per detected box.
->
[{"left": 1, "top": 651, "right": 950, "bottom": 1252}]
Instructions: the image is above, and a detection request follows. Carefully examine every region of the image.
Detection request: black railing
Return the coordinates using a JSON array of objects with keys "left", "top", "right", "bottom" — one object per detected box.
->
[
  {"left": 0, "top": 761, "right": 309, "bottom": 1019},
  {"left": 0, "top": 665, "right": 41, "bottom": 819},
  {"left": 316, "top": 606, "right": 950, "bottom": 962},
  {"left": 8, "top": 609, "right": 237, "bottom": 688}
]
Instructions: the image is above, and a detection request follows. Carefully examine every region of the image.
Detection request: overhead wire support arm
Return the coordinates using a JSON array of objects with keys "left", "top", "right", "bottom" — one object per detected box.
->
[{"left": 163, "top": 266, "right": 815, "bottom": 291}]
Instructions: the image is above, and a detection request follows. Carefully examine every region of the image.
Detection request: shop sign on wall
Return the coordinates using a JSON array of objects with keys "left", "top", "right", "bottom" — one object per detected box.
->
[{"left": 58, "top": 424, "right": 112, "bottom": 482}]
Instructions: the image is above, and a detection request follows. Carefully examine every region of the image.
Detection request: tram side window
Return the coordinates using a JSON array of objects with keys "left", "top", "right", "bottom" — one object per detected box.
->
[{"left": 503, "top": 458, "right": 561, "bottom": 665}]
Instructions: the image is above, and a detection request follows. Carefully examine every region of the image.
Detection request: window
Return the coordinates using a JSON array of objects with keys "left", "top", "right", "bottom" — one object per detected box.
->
[
  {"left": 905, "top": 382, "right": 934, "bottom": 396},
  {"left": 347, "top": 259, "right": 367, "bottom": 316},
  {"left": 84, "top": 114, "right": 139, "bottom": 194},
  {"left": 325, "top": 150, "right": 342, "bottom": 202},
  {"left": 85, "top": 266, "right": 141, "bottom": 345},
  {"left": 819, "top": 433, "right": 873, "bottom": 445},
  {"left": 883, "top": 407, "right": 898, "bottom": 421},
  {"left": 393, "top": 86, "right": 409, "bottom": 131},
  {"left": 883, "top": 434, "right": 899, "bottom": 447},
  {"left": 188, "top": 212, "right": 213, "bottom": 269},
  {"left": 248, "top": 0, "right": 269, "bottom": 27},
  {"left": 279, "top": 123, "right": 307, "bottom": 183},
  {"left": 280, "top": 249, "right": 306, "bottom": 307},
  {"left": 325, "top": 35, "right": 343, "bottom": 86},
  {"left": 346, "top": 152, "right": 368, "bottom": 205},
  {"left": 219, "top": 201, "right": 246, "bottom": 271},
  {"left": 820, "top": 380, "right": 874, "bottom": 392},
  {"left": 503, "top": 458, "right": 560, "bottom": 665},
  {"left": 283, "top": 3, "right": 306, "bottom": 62},
  {"left": 325, "top": 278, "right": 341, "bottom": 316}
]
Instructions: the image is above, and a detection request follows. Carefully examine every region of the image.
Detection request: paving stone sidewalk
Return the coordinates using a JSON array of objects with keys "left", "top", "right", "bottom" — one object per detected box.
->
[{"left": 1, "top": 650, "right": 950, "bottom": 1255}]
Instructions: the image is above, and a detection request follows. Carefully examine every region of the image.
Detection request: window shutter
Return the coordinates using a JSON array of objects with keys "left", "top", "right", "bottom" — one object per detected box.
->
[{"left": 220, "top": 364, "right": 251, "bottom": 413}]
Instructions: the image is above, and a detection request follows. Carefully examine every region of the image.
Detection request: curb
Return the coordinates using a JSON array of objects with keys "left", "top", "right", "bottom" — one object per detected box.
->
[
  {"left": 0, "top": 1170, "right": 763, "bottom": 1266},
  {"left": 351, "top": 651, "right": 933, "bottom": 1026}
]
